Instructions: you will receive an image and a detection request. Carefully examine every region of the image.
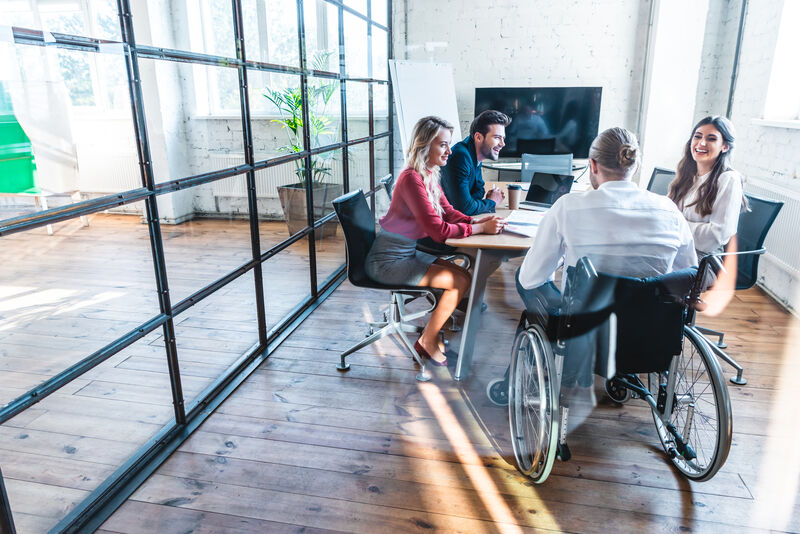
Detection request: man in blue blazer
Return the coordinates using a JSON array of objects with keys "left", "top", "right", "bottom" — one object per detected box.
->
[{"left": 440, "top": 110, "right": 511, "bottom": 216}]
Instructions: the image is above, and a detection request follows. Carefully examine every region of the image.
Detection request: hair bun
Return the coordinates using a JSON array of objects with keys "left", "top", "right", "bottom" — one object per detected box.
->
[{"left": 617, "top": 144, "right": 638, "bottom": 167}]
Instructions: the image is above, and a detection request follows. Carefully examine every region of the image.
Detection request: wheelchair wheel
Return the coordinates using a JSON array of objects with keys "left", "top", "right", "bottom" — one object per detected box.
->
[
  {"left": 508, "top": 324, "right": 559, "bottom": 483},
  {"left": 647, "top": 326, "right": 732, "bottom": 481}
]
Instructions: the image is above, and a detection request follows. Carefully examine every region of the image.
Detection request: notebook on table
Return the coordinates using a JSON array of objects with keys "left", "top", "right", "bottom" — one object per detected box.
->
[{"left": 518, "top": 171, "right": 574, "bottom": 211}]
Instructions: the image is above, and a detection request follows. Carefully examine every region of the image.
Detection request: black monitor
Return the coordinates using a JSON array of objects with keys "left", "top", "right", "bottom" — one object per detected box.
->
[{"left": 474, "top": 87, "right": 602, "bottom": 158}]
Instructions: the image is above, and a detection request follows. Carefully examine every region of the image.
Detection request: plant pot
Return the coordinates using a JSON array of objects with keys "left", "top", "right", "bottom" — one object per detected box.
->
[{"left": 277, "top": 182, "right": 343, "bottom": 238}]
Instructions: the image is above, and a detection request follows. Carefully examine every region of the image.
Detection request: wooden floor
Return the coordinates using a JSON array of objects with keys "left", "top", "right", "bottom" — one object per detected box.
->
[{"left": 2, "top": 213, "right": 800, "bottom": 532}]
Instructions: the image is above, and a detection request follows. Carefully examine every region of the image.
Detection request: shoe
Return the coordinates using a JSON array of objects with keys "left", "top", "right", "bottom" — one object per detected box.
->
[
  {"left": 414, "top": 340, "right": 447, "bottom": 367},
  {"left": 456, "top": 299, "right": 488, "bottom": 314}
]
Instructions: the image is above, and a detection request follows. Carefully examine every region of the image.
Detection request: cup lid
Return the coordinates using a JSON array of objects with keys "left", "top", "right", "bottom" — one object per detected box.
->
[{"left": 507, "top": 184, "right": 522, "bottom": 189}]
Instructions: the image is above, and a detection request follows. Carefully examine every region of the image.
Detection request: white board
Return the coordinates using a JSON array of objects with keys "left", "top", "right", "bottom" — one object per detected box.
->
[{"left": 389, "top": 60, "right": 462, "bottom": 157}]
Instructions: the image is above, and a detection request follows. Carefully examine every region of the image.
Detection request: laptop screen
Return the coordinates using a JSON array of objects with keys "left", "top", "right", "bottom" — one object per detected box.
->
[{"left": 525, "top": 172, "right": 574, "bottom": 206}]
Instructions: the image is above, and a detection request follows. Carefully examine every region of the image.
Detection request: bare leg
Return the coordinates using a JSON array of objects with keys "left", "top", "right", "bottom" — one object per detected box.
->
[{"left": 416, "top": 259, "right": 471, "bottom": 363}]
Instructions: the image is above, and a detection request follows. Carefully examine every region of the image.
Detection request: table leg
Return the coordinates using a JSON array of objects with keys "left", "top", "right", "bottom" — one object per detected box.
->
[
  {"left": 34, "top": 195, "right": 54, "bottom": 235},
  {"left": 454, "top": 248, "right": 504, "bottom": 381}
]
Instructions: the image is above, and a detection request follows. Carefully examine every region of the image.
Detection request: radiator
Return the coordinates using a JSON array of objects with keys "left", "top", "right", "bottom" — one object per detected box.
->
[
  {"left": 745, "top": 178, "right": 800, "bottom": 279},
  {"left": 78, "top": 154, "right": 141, "bottom": 193},
  {"left": 208, "top": 153, "right": 368, "bottom": 198}
]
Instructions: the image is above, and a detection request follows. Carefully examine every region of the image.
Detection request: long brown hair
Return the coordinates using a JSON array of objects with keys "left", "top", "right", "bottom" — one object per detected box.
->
[{"left": 669, "top": 116, "right": 742, "bottom": 217}]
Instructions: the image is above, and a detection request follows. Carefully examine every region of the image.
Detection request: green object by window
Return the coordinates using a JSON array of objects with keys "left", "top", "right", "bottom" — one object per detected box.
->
[{"left": 0, "top": 81, "right": 38, "bottom": 194}]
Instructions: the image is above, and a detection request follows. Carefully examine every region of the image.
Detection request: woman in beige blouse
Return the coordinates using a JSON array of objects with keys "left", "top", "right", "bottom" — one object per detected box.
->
[{"left": 668, "top": 115, "right": 748, "bottom": 258}]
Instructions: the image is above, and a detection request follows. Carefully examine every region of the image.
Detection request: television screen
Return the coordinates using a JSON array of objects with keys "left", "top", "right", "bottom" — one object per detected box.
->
[{"left": 474, "top": 87, "right": 602, "bottom": 158}]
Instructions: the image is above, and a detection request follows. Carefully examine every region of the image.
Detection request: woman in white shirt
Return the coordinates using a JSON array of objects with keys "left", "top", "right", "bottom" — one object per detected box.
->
[{"left": 668, "top": 116, "right": 747, "bottom": 257}]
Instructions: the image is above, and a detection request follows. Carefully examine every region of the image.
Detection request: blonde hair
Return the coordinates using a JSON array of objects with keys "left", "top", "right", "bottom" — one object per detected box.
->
[
  {"left": 588, "top": 127, "right": 640, "bottom": 179},
  {"left": 406, "top": 116, "right": 453, "bottom": 216}
]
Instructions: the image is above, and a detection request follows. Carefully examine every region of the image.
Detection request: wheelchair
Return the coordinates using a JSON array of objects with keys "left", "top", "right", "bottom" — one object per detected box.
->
[{"left": 489, "top": 256, "right": 733, "bottom": 484}]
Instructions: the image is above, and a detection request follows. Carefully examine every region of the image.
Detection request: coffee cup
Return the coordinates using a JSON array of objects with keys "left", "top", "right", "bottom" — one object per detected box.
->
[{"left": 507, "top": 184, "right": 522, "bottom": 210}]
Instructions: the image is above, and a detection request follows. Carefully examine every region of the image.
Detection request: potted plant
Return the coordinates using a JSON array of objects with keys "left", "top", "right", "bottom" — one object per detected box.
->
[{"left": 265, "top": 53, "right": 342, "bottom": 238}]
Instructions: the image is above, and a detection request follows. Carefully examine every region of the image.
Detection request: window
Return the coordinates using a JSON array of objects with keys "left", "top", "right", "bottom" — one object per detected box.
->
[
  {"left": 0, "top": 0, "right": 126, "bottom": 111},
  {"left": 764, "top": 0, "right": 800, "bottom": 121},
  {"left": 1, "top": 1, "right": 392, "bottom": 530},
  {"left": 191, "top": 0, "right": 308, "bottom": 116}
]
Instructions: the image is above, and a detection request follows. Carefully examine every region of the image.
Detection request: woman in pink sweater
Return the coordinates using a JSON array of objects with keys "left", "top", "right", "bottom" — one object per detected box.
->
[{"left": 366, "top": 116, "right": 504, "bottom": 366}]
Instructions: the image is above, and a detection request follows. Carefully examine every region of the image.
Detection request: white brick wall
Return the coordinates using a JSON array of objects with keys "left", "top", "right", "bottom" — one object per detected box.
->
[
  {"left": 710, "top": 0, "right": 800, "bottom": 311},
  {"left": 392, "top": 0, "right": 651, "bottom": 172},
  {"left": 694, "top": 0, "right": 742, "bottom": 118}
]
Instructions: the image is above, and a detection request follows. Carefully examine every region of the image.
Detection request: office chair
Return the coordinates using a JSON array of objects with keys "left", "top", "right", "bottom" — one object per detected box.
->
[
  {"left": 333, "top": 189, "right": 436, "bottom": 381},
  {"left": 693, "top": 194, "right": 783, "bottom": 384},
  {"left": 521, "top": 153, "right": 573, "bottom": 183},
  {"left": 646, "top": 167, "right": 676, "bottom": 196}
]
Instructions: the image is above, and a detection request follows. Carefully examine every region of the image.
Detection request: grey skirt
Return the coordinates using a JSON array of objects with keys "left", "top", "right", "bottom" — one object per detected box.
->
[{"left": 365, "top": 229, "right": 437, "bottom": 286}]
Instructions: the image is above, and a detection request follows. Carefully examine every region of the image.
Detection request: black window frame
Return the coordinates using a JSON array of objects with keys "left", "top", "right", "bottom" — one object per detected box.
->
[{"left": 0, "top": 0, "right": 393, "bottom": 531}]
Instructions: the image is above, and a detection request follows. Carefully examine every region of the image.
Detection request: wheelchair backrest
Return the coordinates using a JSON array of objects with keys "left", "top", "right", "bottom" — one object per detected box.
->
[{"left": 562, "top": 259, "right": 697, "bottom": 375}]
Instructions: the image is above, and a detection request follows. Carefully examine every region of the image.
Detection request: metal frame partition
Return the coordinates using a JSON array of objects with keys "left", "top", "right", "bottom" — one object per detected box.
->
[{"left": 0, "top": 0, "right": 393, "bottom": 531}]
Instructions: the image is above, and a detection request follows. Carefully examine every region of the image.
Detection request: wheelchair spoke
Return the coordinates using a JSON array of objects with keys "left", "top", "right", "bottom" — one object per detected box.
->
[
  {"left": 508, "top": 325, "right": 558, "bottom": 482},
  {"left": 647, "top": 327, "right": 730, "bottom": 481}
]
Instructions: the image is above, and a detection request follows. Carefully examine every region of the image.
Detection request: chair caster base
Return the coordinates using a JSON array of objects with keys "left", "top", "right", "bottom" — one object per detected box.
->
[
  {"left": 486, "top": 378, "right": 509, "bottom": 406},
  {"left": 605, "top": 378, "right": 632, "bottom": 404},
  {"left": 730, "top": 375, "right": 746, "bottom": 385},
  {"left": 337, "top": 362, "right": 351, "bottom": 372},
  {"left": 717, "top": 341, "right": 728, "bottom": 349},
  {"left": 416, "top": 370, "right": 431, "bottom": 382}
]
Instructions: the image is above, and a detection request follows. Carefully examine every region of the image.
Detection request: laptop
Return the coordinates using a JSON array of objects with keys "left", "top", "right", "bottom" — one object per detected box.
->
[{"left": 518, "top": 172, "right": 574, "bottom": 211}]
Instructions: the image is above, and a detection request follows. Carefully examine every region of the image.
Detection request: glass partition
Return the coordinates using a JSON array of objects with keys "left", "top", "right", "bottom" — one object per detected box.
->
[
  {"left": 374, "top": 83, "right": 390, "bottom": 133},
  {"left": 242, "top": 0, "right": 300, "bottom": 68},
  {"left": 0, "top": 0, "right": 392, "bottom": 530},
  {"left": 372, "top": 0, "right": 388, "bottom": 27},
  {"left": 262, "top": 237, "right": 311, "bottom": 331},
  {"left": 345, "top": 81, "right": 370, "bottom": 140},
  {"left": 372, "top": 27, "right": 389, "bottom": 81},
  {"left": 0, "top": 200, "right": 159, "bottom": 408},
  {"left": 159, "top": 176, "right": 254, "bottom": 304},
  {"left": 250, "top": 71, "right": 306, "bottom": 163},
  {"left": 303, "top": 0, "right": 340, "bottom": 73},
  {"left": 257, "top": 160, "right": 309, "bottom": 240},
  {"left": 307, "top": 76, "right": 341, "bottom": 149},
  {"left": 131, "top": 0, "right": 236, "bottom": 59},
  {"left": 138, "top": 58, "right": 245, "bottom": 183},
  {"left": 348, "top": 144, "right": 371, "bottom": 193},
  {"left": 344, "top": 12, "right": 369, "bottom": 79},
  {"left": 311, "top": 149, "right": 343, "bottom": 226},
  {"left": 344, "top": 0, "right": 368, "bottom": 16}
]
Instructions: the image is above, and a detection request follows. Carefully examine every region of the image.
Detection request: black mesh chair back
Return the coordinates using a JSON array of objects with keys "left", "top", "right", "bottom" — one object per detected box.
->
[
  {"left": 332, "top": 190, "right": 378, "bottom": 288},
  {"left": 332, "top": 189, "right": 423, "bottom": 291},
  {"left": 735, "top": 194, "right": 783, "bottom": 290},
  {"left": 647, "top": 167, "right": 676, "bottom": 196},
  {"left": 380, "top": 175, "right": 395, "bottom": 200},
  {"left": 563, "top": 260, "right": 697, "bottom": 375}
]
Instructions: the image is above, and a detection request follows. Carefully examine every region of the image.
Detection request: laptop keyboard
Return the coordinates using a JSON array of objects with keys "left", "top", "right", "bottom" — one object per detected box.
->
[{"left": 519, "top": 200, "right": 551, "bottom": 211}]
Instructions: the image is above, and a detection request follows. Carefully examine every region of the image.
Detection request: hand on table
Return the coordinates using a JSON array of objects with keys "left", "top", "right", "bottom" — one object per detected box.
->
[
  {"left": 476, "top": 215, "right": 506, "bottom": 235},
  {"left": 486, "top": 186, "right": 505, "bottom": 204}
]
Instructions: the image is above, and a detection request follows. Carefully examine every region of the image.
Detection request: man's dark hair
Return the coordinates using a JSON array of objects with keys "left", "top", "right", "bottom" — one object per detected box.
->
[{"left": 470, "top": 110, "right": 511, "bottom": 138}]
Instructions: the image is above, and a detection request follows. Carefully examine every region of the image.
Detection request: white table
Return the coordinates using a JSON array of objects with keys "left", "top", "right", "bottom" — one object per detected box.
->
[{"left": 445, "top": 207, "right": 531, "bottom": 380}]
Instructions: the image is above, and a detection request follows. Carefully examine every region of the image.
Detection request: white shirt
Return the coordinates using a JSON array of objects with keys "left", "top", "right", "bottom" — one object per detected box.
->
[
  {"left": 518, "top": 180, "right": 698, "bottom": 290},
  {"left": 680, "top": 169, "right": 743, "bottom": 254}
]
